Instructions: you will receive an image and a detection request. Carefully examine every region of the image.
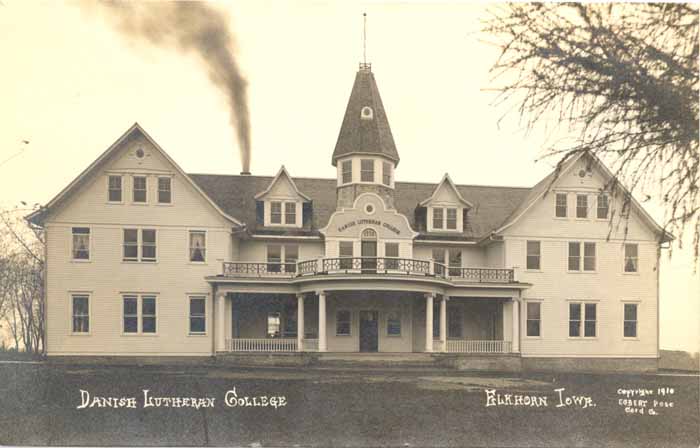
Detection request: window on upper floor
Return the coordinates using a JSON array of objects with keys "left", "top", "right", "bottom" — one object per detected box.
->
[
  {"left": 446, "top": 208, "right": 458, "bottom": 230},
  {"left": 342, "top": 160, "right": 352, "bottom": 184},
  {"left": 189, "top": 231, "right": 206, "bottom": 263},
  {"left": 361, "top": 159, "right": 374, "bottom": 182},
  {"left": 576, "top": 194, "right": 588, "bottom": 218},
  {"left": 385, "top": 242, "right": 399, "bottom": 269},
  {"left": 382, "top": 161, "right": 392, "bottom": 186},
  {"left": 157, "top": 177, "right": 171, "bottom": 204},
  {"left": 266, "top": 244, "right": 297, "bottom": 273},
  {"left": 624, "top": 244, "right": 638, "bottom": 273},
  {"left": 526, "top": 302, "right": 541, "bottom": 337},
  {"left": 568, "top": 241, "right": 595, "bottom": 271},
  {"left": 431, "top": 207, "right": 458, "bottom": 231},
  {"left": 108, "top": 175, "right": 122, "bottom": 202},
  {"left": 284, "top": 202, "right": 296, "bottom": 225},
  {"left": 285, "top": 245, "right": 298, "bottom": 273},
  {"left": 269, "top": 201, "right": 297, "bottom": 226},
  {"left": 433, "top": 208, "right": 444, "bottom": 229},
  {"left": 526, "top": 240, "right": 541, "bottom": 270},
  {"left": 71, "top": 294, "right": 90, "bottom": 334},
  {"left": 555, "top": 193, "right": 568, "bottom": 218},
  {"left": 123, "top": 228, "right": 156, "bottom": 262},
  {"left": 448, "top": 249, "right": 462, "bottom": 276},
  {"left": 133, "top": 176, "right": 147, "bottom": 203},
  {"left": 72, "top": 227, "right": 90, "bottom": 261},
  {"left": 597, "top": 194, "right": 609, "bottom": 219},
  {"left": 339, "top": 241, "right": 354, "bottom": 269},
  {"left": 270, "top": 202, "right": 282, "bottom": 224},
  {"left": 623, "top": 303, "right": 638, "bottom": 338},
  {"left": 267, "top": 244, "right": 282, "bottom": 272}
]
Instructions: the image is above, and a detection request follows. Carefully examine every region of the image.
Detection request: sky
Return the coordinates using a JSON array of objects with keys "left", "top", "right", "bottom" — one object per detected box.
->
[{"left": 0, "top": 1, "right": 697, "bottom": 353}]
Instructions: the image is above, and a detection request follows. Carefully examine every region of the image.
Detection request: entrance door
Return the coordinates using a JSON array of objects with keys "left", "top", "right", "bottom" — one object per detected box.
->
[
  {"left": 359, "top": 310, "right": 379, "bottom": 352},
  {"left": 361, "top": 229, "right": 377, "bottom": 273}
]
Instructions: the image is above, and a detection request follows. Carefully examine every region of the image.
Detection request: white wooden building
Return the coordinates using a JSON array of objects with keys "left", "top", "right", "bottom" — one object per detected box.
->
[{"left": 28, "top": 64, "right": 671, "bottom": 371}]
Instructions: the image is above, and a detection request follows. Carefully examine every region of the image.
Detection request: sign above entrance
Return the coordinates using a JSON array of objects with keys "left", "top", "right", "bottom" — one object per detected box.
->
[{"left": 337, "top": 219, "right": 401, "bottom": 235}]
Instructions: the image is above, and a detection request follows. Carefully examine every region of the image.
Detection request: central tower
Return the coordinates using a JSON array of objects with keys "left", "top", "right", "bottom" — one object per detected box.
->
[{"left": 332, "top": 63, "right": 399, "bottom": 210}]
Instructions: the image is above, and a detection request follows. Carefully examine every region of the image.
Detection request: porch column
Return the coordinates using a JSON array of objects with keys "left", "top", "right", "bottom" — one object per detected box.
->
[
  {"left": 215, "top": 291, "right": 226, "bottom": 352},
  {"left": 425, "top": 293, "right": 434, "bottom": 353},
  {"left": 318, "top": 291, "right": 327, "bottom": 352},
  {"left": 511, "top": 299, "right": 520, "bottom": 353},
  {"left": 297, "top": 294, "right": 304, "bottom": 352},
  {"left": 440, "top": 296, "right": 447, "bottom": 353}
]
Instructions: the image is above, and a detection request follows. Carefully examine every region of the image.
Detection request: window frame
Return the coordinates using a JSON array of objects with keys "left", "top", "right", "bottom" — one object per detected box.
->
[
  {"left": 70, "top": 293, "right": 91, "bottom": 335},
  {"left": 382, "top": 161, "right": 392, "bottom": 186},
  {"left": 71, "top": 227, "right": 91, "bottom": 262},
  {"left": 284, "top": 202, "right": 296, "bottom": 225},
  {"left": 568, "top": 301, "right": 597, "bottom": 339},
  {"left": 360, "top": 159, "right": 375, "bottom": 183},
  {"left": 157, "top": 176, "right": 172, "bottom": 205},
  {"left": 270, "top": 201, "right": 283, "bottom": 225},
  {"left": 121, "top": 294, "right": 158, "bottom": 336},
  {"left": 432, "top": 207, "right": 444, "bottom": 230},
  {"left": 596, "top": 194, "right": 609, "bottom": 220},
  {"left": 555, "top": 193, "right": 568, "bottom": 218},
  {"left": 188, "top": 230, "right": 207, "bottom": 263},
  {"left": 341, "top": 160, "right": 353, "bottom": 184},
  {"left": 339, "top": 241, "right": 354, "bottom": 270},
  {"left": 568, "top": 241, "right": 596, "bottom": 272},
  {"left": 623, "top": 302, "right": 639, "bottom": 339},
  {"left": 447, "top": 303, "right": 462, "bottom": 339},
  {"left": 445, "top": 208, "right": 458, "bottom": 230},
  {"left": 386, "top": 310, "right": 401, "bottom": 337},
  {"left": 624, "top": 243, "right": 639, "bottom": 274},
  {"left": 132, "top": 175, "right": 148, "bottom": 204},
  {"left": 107, "top": 174, "right": 123, "bottom": 203},
  {"left": 140, "top": 229, "right": 157, "bottom": 263},
  {"left": 526, "top": 240, "right": 541, "bottom": 271},
  {"left": 123, "top": 228, "right": 157, "bottom": 263},
  {"left": 576, "top": 194, "right": 589, "bottom": 219},
  {"left": 188, "top": 295, "right": 207, "bottom": 335},
  {"left": 266, "top": 311, "right": 281, "bottom": 338},
  {"left": 525, "top": 301, "right": 541, "bottom": 337},
  {"left": 335, "top": 310, "right": 351, "bottom": 336}
]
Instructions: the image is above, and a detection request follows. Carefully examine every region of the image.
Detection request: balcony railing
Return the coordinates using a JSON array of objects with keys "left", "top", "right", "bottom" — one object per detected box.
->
[{"left": 221, "top": 257, "right": 515, "bottom": 284}]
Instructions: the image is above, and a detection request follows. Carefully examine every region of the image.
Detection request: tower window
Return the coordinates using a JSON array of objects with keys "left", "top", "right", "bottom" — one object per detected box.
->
[
  {"left": 361, "top": 159, "right": 374, "bottom": 182},
  {"left": 360, "top": 106, "right": 374, "bottom": 120},
  {"left": 382, "top": 161, "right": 392, "bottom": 186},
  {"left": 342, "top": 160, "right": 352, "bottom": 184}
]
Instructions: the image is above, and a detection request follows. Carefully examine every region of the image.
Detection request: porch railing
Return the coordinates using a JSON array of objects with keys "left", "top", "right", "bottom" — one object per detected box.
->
[
  {"left": 226, "top": 338, "right": 298, "bottom": 352},
  {"left": 446, "top": 340, "right": 512, "bottom": 354},
  {"left": 222, "top": 257, "right": 515, "bottom": 284},
  {"left": 302, "top": 339, "right": 319, "bottom": 351}
]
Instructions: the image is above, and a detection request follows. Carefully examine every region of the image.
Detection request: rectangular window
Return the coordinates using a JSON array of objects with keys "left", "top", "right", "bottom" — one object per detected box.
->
[
  {"left": 123, "top": 229, "right": 138, "bottom": 261},
  {"left": 267, "top": 312, "right": 281, "bottom": 338},
  {"left": 555, "top": 193, "right": 568, "bottom": 217},
  {"left": 624, "top": 244, "right": 638, "bottom": 273},
  {"left": 141, "top": 296, "right": 157, "bottom": 333},
  {"left": 597, "top": 194, "right": 609, "bottom": 219},
  {"left": 133, "top": 176, "right": 147, "bottom": 203},
  {"left": 432, "top": 248, "right": 446, "bottom": 275},
  {"left": 284, "top": 202, "right": 296, "bottom": 225},
  {"left": 584, "top": 303, "right": 596, "bottom": 337},
  {"left": 433, "top": 301, "right": 440, "bottom": 338},
  {"left": 342, "top": 160, "right": 352, "bottom": 184},
  {"left": 526, "top": 240, "right": 540, "bottom": 270},
  {"left": 267, "top": 245, "right": 282, "bottom": 273},
  {"left": 157, "top": 177, "right": 171, "bottom": 204},
  {"left": 141, "top": 229, "right": 157, "bottom": 262},
  {"left": 448, "top": 249, "right": 462, "bottom": 276},
  {"left": 72, "top": 227, "right": 90, "bottom": 260},
  {"left": 446, "top": 208, "right": 458, "bottom": 230},
  {"left": 448, "top": 305, "right": 462, "bottom": 338},
  {"left": 576, "top": 194, "right": 588, "bottom": 218},
  {"left": 385, "top": 242, "right": 399, "bottom": 269},
  {"left": 433, "top": 207, "right": 444, "bottom": 229},
  {"left": 569, "top": 303, "right": 581, "bottom": 337},
  {"left": 284, "top": 245, "right": 298, "bottom": 273},
  {"left": 339, "top": 241, "right": 354, "bottom": 269},
  {"left": 583, "top": 242, "right": 596, "bottom": 271},
  {"left": 387, "top": 311, "right": 401, "bottom": 336},
  {"left": 270, "top": 202, "right": 282, "bottom": 224},
  {"left": 189, "top": 231, "right": 206, "bottom": 262},
  {"left": 108, "top": 175, "right": 122, "bottom": 202},
  {"left": 123, "top": 295, "right": 138, "bottom": 333},
  {"left": 382, "top": 161, "right": 392, "bottom": 186},
  {"left": 189, "top": 296, "right": 206, "bottom": 334},
  {"left": 526, "top": 302, "right": 541, "bottom": 337},
  {"left": 568, "top": 242, "right": 581, "bottom": 271},
  {"left": 71, "top": 294, "right": 89, "bottom": 333},
  {"left": 624, "top": 303, "right": 638, "bottom": 338},
  {"left": 336, "top": 310, "right": 351, "bottom": 336},
  {"left": 360, "top": 159, "right": 374, "bottom": 182}
]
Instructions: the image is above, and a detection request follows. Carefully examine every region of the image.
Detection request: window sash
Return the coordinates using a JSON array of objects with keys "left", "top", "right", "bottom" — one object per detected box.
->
[
  {"left": 446, "top": 208, "right": 457, "bottom": 230},
  {"left": 597, "top": 194, "right": 609, "bottom": 219},
  {"left": 189, "top": 297, "right": 206, "bottom": 333},
  {"left": 284, "top": 202, "right": 296, "bottom": 225},
  {"left": 555, "top": 193, "right": 567, "bottom": 217},
  {"left": 267, "top": 312, "right": 281, "bottom": 338},
  {"left": 576, "top": 195, "right": 588, "bottom": 218},
  {"left": 526, "top": 241, "right": 540, "bottom": 270},
  {"left": 569, "top": 303, "right": 581, "bottom": 337},
  {"left": 584, "top": 303, "right": 596, "bottom": 337},
  {"left": 108, "top": 175, "right": 122, "bottom": 202},
  {"left": 448, "top": 249, "right": 461, "bottom": 276},
  {"left": 123, "top": 229, "right": 138, "bottom": 261},
  {"left": 141, "top": 229, "right": 157, "bottom": 261},
  {"left": 72, "top": 228, "right": 90, "bottom": 260},
  {"left": 284, "top": 245, "right": 298, "bottom": 273},
  {"left": 267, "top": 245, "right": 282, "bottom": 272},
  {"left": 133, "top": 176, "right": 147, "bottom": 202},
  {"left": 123, "top": 296, "right": 138, "bottom": 333},
  {"left": 387, "top": 311, "right": 401, "bottom": 336},
  {"left": 189, "top": 231, "right": 206, "bottom": 262},
  {"left": 342, "top": 161, "right": 352, "bottom": 184},
  {"left": 72, "top": 295, "right": 89, "bottom": 333},
  {"left": 336, "top": 310, "right": 351, "bottom": 335},
  {"left": 624, "top": 244, "right": 638, "bottom": 272},
  {"left": 568, "top": 242, "right": 581, "bottom": 271},
  {"left": 141, "top": 296, "right": 157, "bottom": 333},
  {"left": 433, "top": 208, "right": 444, "bottom": 229},
  {"left": 157, "top": 177, "right": 171, "bottom": 204},
  {"left": 583, "top": 242, "right": 596, "bottom": 271},
  {"left": 624, "top": 303, "right": 638, "bottom": 338},
  {"left": 382, "top": 161, "right": 391, "bottom": 186},
  {"left": 270, "top": 202, "right": 282, "bottom": 224},
  {"left": 526, "top": 302, "right": 541, "bottom": 337},
  {"left": 360, "top": 159, "right": 374, "bottom": 182}
]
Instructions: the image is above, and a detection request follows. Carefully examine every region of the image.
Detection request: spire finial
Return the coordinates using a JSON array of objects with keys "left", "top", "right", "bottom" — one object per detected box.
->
[{"left": 360, "top": 12, "right": 371, "bottom": 71}]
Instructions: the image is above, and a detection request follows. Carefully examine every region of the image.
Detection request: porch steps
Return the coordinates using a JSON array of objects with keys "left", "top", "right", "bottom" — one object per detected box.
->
[{"left": 317, "top": 352, "right": 441, "bottom": 367}]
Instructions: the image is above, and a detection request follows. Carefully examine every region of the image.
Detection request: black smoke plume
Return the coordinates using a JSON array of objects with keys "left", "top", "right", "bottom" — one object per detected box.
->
[{"left": 82, "top": 1, "right": 251, "bottom": 172}]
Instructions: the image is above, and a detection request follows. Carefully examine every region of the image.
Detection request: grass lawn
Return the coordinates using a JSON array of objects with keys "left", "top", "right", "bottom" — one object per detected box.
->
[{"left": 0, "top": 362, "right": 698, "bottom": 447}]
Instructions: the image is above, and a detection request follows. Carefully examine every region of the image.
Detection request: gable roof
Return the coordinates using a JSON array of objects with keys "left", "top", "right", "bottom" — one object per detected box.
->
[
  {"left": 419, "top": 173, "right": 474, "bottom": 208},
  {"left": 253, "top": 166, "right": 311, "bottom": 201},
  {"left": 26, "top": 123, "right": 244, "bottom": 228},
  {"left": 331, "top": 66, "right": 399, "bottom": 166},
  {"left": 188, "top": 173, "right": 530, "bottom": 240}
]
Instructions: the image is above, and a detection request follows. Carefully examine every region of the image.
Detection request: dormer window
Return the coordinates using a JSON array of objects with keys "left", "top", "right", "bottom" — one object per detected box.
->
[
  {"left": 433, "top": 208, "right": 444, "bottom": 229},
  {"left": 360, "top": 106, "right": 374, "bottom": 120},
  {"left": 361, "top": 159, "right": 374, "bottom": 182},
  {"left": 446, "top": 208, "right": 457, "bottom": 230},
  {"left": 269, "top": 201, "right": 298, "bottom": 226},
  {"left": 270, "top": 202, "right": 282, "bottom": 224},
  {"left": 430, "top": 207, "right": 461, "bottom": 232}
]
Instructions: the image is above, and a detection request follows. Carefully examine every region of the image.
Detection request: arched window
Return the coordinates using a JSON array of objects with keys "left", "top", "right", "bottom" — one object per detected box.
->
[{"left": 361, "top": 228, "right": 377, "bottom": 240}]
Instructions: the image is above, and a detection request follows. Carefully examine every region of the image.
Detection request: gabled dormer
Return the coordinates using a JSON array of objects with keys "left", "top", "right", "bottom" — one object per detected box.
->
[
  {"left": 254, "top": 166, "right": 310, "bottom": 228},
  {"left": 419, "top": 173, "right": 472, "bottom": 233}
]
